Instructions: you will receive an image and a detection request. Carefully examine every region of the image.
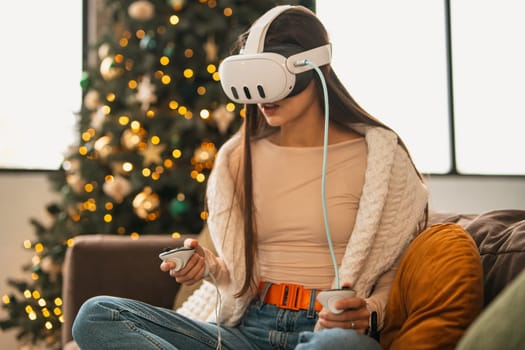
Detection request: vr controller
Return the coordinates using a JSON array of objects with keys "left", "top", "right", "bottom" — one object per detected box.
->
[
  {"left": 317, "top": 287, "right": 356, "bottom": 314},
  {"left": 159, "top": 247, "right": 195, "bottom": 272}
]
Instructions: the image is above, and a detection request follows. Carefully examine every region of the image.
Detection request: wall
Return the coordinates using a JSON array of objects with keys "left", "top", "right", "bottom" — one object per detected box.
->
[
  {"left": 428, "top": 175, "right": 525, "bottom": 213},
  {"left": 0, "top": 172, "right": 524, "bottom": 348},
  {"left": 0, "top": 172, "right": 60, "bottom": 349}
]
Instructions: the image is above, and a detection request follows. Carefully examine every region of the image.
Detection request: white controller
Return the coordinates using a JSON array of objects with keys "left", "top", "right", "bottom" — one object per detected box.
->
[
  {"left": 159, "top": 247, "right": 195, "bottom": 271},
  {"left": 317, "top": 288, "right": 356, "bottom": 314}
]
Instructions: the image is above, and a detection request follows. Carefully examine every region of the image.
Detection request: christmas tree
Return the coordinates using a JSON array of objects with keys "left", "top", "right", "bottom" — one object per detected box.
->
[{"left": 0, "top": 0, "right": 312, "bottom": 348}]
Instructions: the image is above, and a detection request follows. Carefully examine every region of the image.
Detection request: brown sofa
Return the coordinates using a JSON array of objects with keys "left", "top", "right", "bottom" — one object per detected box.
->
[
  {"left": 61, "top": 209, "right": 525, "bottom": 348},
  {"left": 61, "top": 234, "right": 197, "bottom": 347}
]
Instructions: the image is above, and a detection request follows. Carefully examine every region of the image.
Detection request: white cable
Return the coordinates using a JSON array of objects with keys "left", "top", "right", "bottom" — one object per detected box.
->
[
  {"left": 298, "top": 59, "right": 340, "bottom": 289},
  {"left": 207, "top": 270, "right": 222, "bottom": 350}
]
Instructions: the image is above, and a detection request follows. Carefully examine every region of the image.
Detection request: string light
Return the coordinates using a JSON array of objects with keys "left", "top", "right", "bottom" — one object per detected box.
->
[
  {"left": 106, "top": 92, "right": 116, "bottom": 102},
  {"left": 169, "top": 15, "right": 180, "bottom": 25},
  {"left": 200, "top": 109, "right": 210, "bottom": 119},
  {"left": 151, "top": 136, "right": 160, "bottom": 144},
  {"left": 161, "top": 75, "right": 171, "bottom": 84},
  {"left": 183, "top": 68, "right": 194, "bottom": 78},
  {"left": 160, "top": 56, "right": 170, "bottom": 66},
  {"left": 123, "top": 162, "right": 134, "bottom": 172},
  {"left": 207, "top": 64, "right": 216, "bottom": 73},
  {"left": 169, "top": 100, "right": 179, "bottom": 110},
  {"left": 172, "top": 149, "right": 182, "bottom": 158},
  {"left": 177, "top": 106, "right": 187, "bottom": 115},
  {"left": 196, "top": 173, "right": 206, "bottom": 183}
]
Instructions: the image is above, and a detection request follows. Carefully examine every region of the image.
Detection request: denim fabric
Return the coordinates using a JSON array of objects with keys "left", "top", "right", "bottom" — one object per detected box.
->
[
  {"left": 296, "top": 328, "right": 382, "bottom": 350},
  {"left": 72, "top": 295, "right": 318, "bottom": 350}
]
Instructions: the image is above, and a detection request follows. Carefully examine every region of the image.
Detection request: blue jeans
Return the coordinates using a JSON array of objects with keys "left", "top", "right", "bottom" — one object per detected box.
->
[
  {"left": 296, "top": 329, "right": 382, "bottom": 350},
  {"left": 73, "top": 295, "right": 381, "bottom": 350},
  {"left": 72, "top": 295, "right": 317, "bottom": 350}
]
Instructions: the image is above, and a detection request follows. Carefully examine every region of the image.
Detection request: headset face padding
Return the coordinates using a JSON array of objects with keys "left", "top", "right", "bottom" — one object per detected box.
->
[{"left": 218, "top": 5, "right": 331, "bottom": 104}]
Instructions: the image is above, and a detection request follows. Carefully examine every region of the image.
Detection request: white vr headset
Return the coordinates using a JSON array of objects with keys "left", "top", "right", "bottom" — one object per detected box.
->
[{"left": 218, "top": 5, "right": 332, "bottom": 104}]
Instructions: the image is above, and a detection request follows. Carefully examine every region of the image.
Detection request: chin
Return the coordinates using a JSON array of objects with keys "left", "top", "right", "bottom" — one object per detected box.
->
[{"left": 263, "top": 116, "right": 283, "bottom": 127}]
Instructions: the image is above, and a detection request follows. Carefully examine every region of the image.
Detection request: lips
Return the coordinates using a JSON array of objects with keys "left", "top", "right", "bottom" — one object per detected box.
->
[{"left": 261, "top": 103, "right": 279, "bottom": 115}]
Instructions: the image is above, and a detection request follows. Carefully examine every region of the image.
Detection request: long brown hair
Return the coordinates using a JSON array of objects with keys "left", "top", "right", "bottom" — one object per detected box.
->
[{"left": 231, "top": 6, "right": 427, "bottom": 297}]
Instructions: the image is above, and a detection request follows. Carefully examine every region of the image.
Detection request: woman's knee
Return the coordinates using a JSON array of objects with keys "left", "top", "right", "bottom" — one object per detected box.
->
[{"left": 72, "top": 295, "right": 120, "bottom": 338}]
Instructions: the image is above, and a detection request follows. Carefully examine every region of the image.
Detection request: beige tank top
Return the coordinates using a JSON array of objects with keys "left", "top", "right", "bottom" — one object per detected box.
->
[{"left": 252, "top": 137, "right": 367, "bottom": 289}]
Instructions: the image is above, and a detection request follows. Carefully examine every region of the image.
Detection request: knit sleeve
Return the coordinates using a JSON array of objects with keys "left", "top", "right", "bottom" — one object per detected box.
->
[
  {"left": 175, "top": 281, "right": 218, "bottom": 322},
  {"left": 364, "top": 257, "right": 400, "bottom": 330},
  {"left": 203, "top": 247, "right": 230, "bottom": 287}
]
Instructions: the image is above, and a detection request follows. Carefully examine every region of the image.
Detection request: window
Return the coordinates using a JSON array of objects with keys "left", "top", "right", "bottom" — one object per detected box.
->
[
  {"left": 0, "top": 1, "right": 83, "bottom": 170},
  {"left": 450, "top": 0, "right": 525, "bottom": 175},
  {"left": 316, "top": 0, "right": 525, "bottom": 175}
]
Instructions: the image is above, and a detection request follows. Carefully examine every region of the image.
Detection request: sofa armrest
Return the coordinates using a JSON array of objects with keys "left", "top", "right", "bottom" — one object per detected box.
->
[{"left": 62, "top": 233, "right": 196, "bottom": 345}]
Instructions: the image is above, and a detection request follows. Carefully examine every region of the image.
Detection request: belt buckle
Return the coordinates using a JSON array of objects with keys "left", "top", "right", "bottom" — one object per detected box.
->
[{"left": 277, "top": 283, "right": 302, "bottom": 311}]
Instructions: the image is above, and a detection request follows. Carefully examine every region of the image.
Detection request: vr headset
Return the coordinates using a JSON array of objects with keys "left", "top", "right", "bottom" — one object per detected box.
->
[{"left": 218, "top": 5, "right": 332, "bottom": 104}]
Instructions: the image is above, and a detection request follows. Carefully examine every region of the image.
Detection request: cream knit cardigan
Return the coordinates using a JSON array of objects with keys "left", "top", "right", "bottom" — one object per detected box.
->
[{"left": 197, "top": 123, "right": 428, "bottom": 327}]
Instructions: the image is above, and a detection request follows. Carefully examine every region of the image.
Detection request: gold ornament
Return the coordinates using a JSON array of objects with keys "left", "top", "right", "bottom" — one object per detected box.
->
[
  {"left": 65, "top": 159, "right": 86, "bottom": 194},
  {"left": 103, "top": 175, "right": 132, "bottom": 203},
  {"left": 132, "top": 186, "right": 160, "bottom": 220},
  {"left": 212, "top": 105, "right": 235, "bottom": 134},
  {"left": 90, "top": 108, "right": 106, "bottom": 131},
  {"left": 169, "top": 0, "right": 186, "bottom": 11},
  {"left": 121, "top": 129, "right": 143, "bottom": 150},
  {"left": 203, "top": 35, "right": 218, "bottom": 62},
  {"left": 136, "top": 75, "right": 157, "bottom": 111},
  {"left": 128, "top": 0, "right": 155, "bottom": 21},
  {"left": 193, "top": 141, "right": 217, "bottom": 169},
  {"left": 98, "top": 43, "right": 111, "bottom": 59},
  {"left": 84, "top": 89, "right": 101, "bottom": 110},
  {"left": 94, "top": 135, "right": 114, "bottom": 160},
  {"left": 100, "top": 56, "right": 124, "bottom": 81},
  {"left": 139, "top": 141, "right": 166, "bottom": 166}
]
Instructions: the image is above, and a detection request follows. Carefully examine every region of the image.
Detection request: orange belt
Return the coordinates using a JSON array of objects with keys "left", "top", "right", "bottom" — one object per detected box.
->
[{"left": 259, "top": 282, "right": 323, "bottom": 312}]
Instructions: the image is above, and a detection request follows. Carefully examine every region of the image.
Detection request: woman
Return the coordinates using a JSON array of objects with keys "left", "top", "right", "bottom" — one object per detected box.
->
[{"left": 72, "top": 5, "right": 428, "bottom": 350}]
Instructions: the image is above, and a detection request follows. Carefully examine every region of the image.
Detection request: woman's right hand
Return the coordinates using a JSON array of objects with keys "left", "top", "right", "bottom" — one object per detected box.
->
[{"left": 160, "top": 238, "right": 207, "bottom": 286}]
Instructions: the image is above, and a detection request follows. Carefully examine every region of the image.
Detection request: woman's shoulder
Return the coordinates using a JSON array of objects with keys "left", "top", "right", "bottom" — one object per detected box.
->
[{"left": 213, "top": 133, "right": 242, "bottom": 177}]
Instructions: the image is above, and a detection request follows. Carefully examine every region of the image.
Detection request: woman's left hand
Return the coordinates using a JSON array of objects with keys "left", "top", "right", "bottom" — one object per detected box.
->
[{"left": 317, "top": 290, "right": 370, "bottom": 334}]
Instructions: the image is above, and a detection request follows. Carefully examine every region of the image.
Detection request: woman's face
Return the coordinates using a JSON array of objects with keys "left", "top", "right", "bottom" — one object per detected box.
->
[{"left": 257, "top": 80, "right": 321, "bottom": 128}]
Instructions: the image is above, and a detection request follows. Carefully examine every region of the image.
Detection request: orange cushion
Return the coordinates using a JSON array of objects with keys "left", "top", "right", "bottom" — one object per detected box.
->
[{"left": 380, "top": 223, "right": 484, "bottom": 350}]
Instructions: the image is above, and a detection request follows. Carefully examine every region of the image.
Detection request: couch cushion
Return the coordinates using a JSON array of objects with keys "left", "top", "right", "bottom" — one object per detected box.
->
[
  {"left": 462, "top": 209, "right": 525, "bottom": 306},
  {"left": 380, "top": 223, "right": 484, "bottom": 350},
  {"left": 456, "top": 267, "right": 525, "bottom": 350},
  {"left": 429, "top": 209, "right": 525, "bottom": 307}
]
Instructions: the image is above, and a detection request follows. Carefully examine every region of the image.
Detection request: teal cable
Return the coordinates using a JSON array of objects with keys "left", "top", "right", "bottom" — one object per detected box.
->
[{"left": 302, "top": 60, "right": 339, "bottom": 289}]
